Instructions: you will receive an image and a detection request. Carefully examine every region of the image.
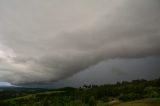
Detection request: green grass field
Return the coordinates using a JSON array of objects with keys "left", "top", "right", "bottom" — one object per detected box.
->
[
  {"left": 97, "top": 98, "right": 160, "bottom": 106},
  {"left": 1, "top": 90, "right": 160, "bottom": 106},
  {"left": 3, "top": 90, "right": 64, "bottom": 102},
  {"left": 111, "top": 98, "right": 160, "bottom": 106}
]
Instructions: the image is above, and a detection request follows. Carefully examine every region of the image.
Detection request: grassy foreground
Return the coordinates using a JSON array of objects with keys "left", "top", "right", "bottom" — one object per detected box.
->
[{"left": 112, "top": 98, "right": 160, "bottom": 106}]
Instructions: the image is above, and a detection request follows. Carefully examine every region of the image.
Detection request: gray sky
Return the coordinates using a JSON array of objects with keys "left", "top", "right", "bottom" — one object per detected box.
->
[
  {"left": 0, "top": 0, "right": 160, "bottom": 86},
  {"left": 24, "top": 56, "right": 160, "bottom": 88}
]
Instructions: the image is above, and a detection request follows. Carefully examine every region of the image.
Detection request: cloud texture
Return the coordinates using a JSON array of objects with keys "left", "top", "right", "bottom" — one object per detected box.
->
[{"left": 0, "top": 0, "right": 160, "bottom": 84}]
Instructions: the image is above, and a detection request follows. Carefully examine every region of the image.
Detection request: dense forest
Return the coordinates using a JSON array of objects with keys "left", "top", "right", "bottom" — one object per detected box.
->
[{"left": 0, "top": 78, "right": 160, "bottom": 106}]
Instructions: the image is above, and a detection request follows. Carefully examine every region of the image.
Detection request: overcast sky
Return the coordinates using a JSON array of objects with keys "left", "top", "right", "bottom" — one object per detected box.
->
[{"left": 0, "top": 0, "right": 160, "bottom": 87}]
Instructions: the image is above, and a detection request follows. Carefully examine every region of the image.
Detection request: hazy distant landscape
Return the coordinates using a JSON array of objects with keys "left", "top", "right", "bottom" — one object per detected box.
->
[{"left": 0, "top": 78, "right": 160, "bottom": 106}]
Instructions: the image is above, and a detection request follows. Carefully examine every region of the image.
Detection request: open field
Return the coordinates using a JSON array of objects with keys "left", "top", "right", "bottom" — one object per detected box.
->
[
  {"left": 97, "top": 98, "right": 160, "bottom": 106},
  {"left": 113, "top": 98, "right": 160, "bottom": 106},
  {"left": 1, "top": 91, "right": 160, "bottom": 106}
]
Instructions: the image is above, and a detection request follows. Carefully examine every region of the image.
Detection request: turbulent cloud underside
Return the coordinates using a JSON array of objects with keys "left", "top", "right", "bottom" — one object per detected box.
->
[{"left": 0, "top": 0, "right": 160, "bottom": 84}]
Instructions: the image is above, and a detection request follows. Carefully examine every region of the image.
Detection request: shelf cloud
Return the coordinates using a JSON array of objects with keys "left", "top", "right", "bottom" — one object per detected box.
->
[{"left": 0, "top": 0, "right": 160, "bottom": 84}]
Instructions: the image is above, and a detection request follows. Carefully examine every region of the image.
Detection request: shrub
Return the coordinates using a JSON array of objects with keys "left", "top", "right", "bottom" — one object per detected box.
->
[
  {"left": 119, "top": 93, "right": 141, "bottom": 101},
  {"left": 88, "top": 96, "right": 97, "bottom": 106}
]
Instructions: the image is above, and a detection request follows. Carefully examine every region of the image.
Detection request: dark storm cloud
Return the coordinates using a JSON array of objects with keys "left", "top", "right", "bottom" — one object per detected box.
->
[{"left": 0, "top": 0, "right": 160, "bottom": 84}]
